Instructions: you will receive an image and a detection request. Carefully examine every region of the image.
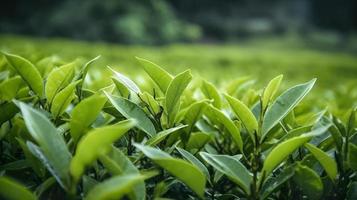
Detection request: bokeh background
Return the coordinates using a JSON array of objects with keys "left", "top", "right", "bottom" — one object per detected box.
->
[
  {"left": 1, "top": 0, "right": 357, "bottom": 45},
  {"left": 1, "top": 0, "right": 357, "bottom": 110}
]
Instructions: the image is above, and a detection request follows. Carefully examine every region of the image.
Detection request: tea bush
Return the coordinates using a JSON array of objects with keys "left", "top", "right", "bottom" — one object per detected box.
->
[{"left": 0, "top": 52, "right": 356, "bottom": 200}]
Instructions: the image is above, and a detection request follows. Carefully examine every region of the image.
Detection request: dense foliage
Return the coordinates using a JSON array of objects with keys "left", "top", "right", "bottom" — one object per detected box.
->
[{"left": 0, "top": 52, "right": 356, "bottom": 200}]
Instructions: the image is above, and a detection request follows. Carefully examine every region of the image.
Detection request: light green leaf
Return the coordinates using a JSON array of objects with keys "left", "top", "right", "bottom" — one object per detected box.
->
[
  {"left": 51, "top": 80, "right": 80, "bottom": 118},
  {"left": 0, "top": 176, "right": 37, "bottom": 200},
  {"left": 99, "top": 147, "right": 146, "bottom": 200},
  {"left": 176, "top": 147, "right": 210, "bottom": 182},
  {"left": 0, "top": 76, "right": 22, "bottom": 101},
  {"left": 17, "top": 102, "right": 71, "bottom": 189},
  {"left": 293, "top": 164, "right": 323, "bottom": 199},
  {"left": 4, "top": 53, "right": 44, "bottom": 97},
  {"left": 112, "top": 78, "right": 130, "bottom": 97},
  {"left": 205, "top": 105, "right": 243, "bottom": 152},
  {"left": 145, "top": 125, "right": 187, "bottom": 146},
  {"left": 136, "top": 57, "right": 173, "bottom": 93},
  {"left": 304, "top": 143, "right": 337, "bottom": 180},
  {"left": 70, "top": 119, "right": 136, "bottom": 183},
  {"left": 201, "top": 80, "right": 221, "bottom": 108},
  {"left": 182, "top": 100, "right": 208, "bottom": 141},
  {"left": 262, "top": 79, "right": 316, "bottom": 140},
  {"left": 261, "top": 126, "right": 329, "bottom": 179},
  {"left": 70, "top": 93, "right": 107, "bottom": 143},
  {"left": 186, "top": 132, "right": 213, "bottom": 150},
  {"left": 135, "top": 144, "right": 206, "bottom": 198},
  {"left": 165, "top": 70, "right": 192, "bottom": 126},
  {"left": 85, "top": 173, "right": 155, "bottom": 200},
  {"left": 106, "top": 93, "right": 156, "bottom": 137},
  {"left": 45, "top": 62, "right": 75, "bottom": 104},
  {"left": 139, "top": 92, "right": 160, "bottom": 114},
  {"left": 108, "top": 66, "right": 141, "bottom": 94},
  {"left": 262, "top": 75, "right": 283, "bottom": 110},
  {"left": 200, "top": 152, "right": 252, "bottom": 194},
  {"left": 225, "top": 94, "right": 258, "bottom": 140}
]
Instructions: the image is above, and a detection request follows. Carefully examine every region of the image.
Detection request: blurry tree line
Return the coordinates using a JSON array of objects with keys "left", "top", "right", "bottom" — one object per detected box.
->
[{"left": 0, "top": 0, "right": 356, "bottom": 44}]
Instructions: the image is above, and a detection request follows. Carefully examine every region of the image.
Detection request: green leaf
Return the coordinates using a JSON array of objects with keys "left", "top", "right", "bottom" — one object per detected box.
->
[
  {"left": 70, "top": 93, "right": 107, "bottom": 143},
  {"left": 0, "top": 176, "right": 37, "bottom": 200},
  {"left": 225, "top": 94, "right": 258, "bottom": 140},
  {"left": 136, "top": 57, "right": 173, "bottom": 93},
  {"left": 75, "top": 55, "right": 100, "bottom": 98},
  {"left": 85, "top": 173, "right": 155, "bottom": 200},
  {"left": 304, "top": 143, "right": 337, "bottom": 180},
  {"left": 293, "top": 164, "right": 323, "bottom": 199},
  {"left": 262, "top": 75, "right": 283, "bottom": 110},
  {"left": 347, "top": 182, "right": 357, "bottom": 200},
  {"left": 200, "top": 152, "right": 252, "bottom": 194},
  {"left": 4, "top": 53, "right": 44, "bottom": 98},
  {"left": 205, "top": 105, "right": 243, "bottom": 152},
  {"left": 17, "top": 101, "right": 71, "bottom": 189},
  {"left": 176, "top": 147, "right": 211, "bottom": 182},
  {"left": 186, "top": 132, "right": 213, "bottom": 150},
  {"left": 261, "top": 79, "right": 316, "bottom": 140},
  {"left": 260, "top": 164, "right": 295, "bottom": 200},
  {"left": 165, "top": 70, "right": 192, "bottom": 126},
  {"left": 45, "top": 62, "right": 75, "bottom": 104},
  {"left": 106, "top": 93, "right": 156, "bottom": 137},
  {"left": 108, "top": 66, "right": 141, "bottom": 94},
  {"left": 201, "top": 80, "right": 222, "bottom": 108},
  {"left": 145, "top": 125, "right": 187, "bottom": 146},
  {"left": 0, "top": 76, "right": 22, "bottom": 101},
  {"left": 70, "top": 119, "right": 136, "bottom": 183},
  {"left": 261, "top": 126, "right": 329, "bottom": 179},
  {"left": 16, "top": 138, "right": 46, "bottom": 178},
  {"left": 99, "top": 147, "right": 146, "bottom": 200},
  {"left": 139, "top": 92, "right": 160, "bottom": 114},
  {"left": 0, "top": 102, "right": 19, "bottom": 126},
  {"left": 135, "top": 144, "right": 206, "bottom": 198},
  {"left": 348, "top": 143, "right": 357, "bottom": 171},
  {"left": 181, "top": 100, "right": 208, "bottom": 141},
  {"left": 50, "top": 80, "right": 80, "bottom": 118},
  {"left": 112, "top": 78, "right": 130, "bottom": 97}
]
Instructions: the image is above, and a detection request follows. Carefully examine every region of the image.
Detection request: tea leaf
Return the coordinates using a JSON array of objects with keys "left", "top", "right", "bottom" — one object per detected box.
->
[
  {"left": 136, "top": 57, "right": 173, "bottom": 93},
  {"left": 85, "top": 173, "right": 155, "bottom": 200},
  {"left": 225, "top": 94, "right": 258, "bottom": 140},
  {"left": 45, "top": 62, "right": 75, "bottom": 104},
  {"left": 135, "top": 144, "right": 206, "bottom": 198},
  {"left": 293, "top": 164, "right": 323, "bottom": 199},
  {"left": 201, "top": 80, "right": 222, "bottom": 108},
  {"left": 176, "top": 147, "right": 211, "bottom": 182},
  {"left": 0, "top": 176, "right": 37, "bottom": 200},
  {"left": 17, "top": 102, "right": 71, "bottom": 189},
  {"left": 262, "top": 75, "right": 283, "bottom": 110},
  {"left": 165, "top": 70, "right": 192, "bottom": 126},
  {"left": 200, "top": 152, "right": 252, "bottom": 194},
  {"left": 99, "top": 147, "right": 146, "bottom": 200},
  {"left": 50, "top": 80, "right": 80, "bottom": 118},
  {"left": 145, "top": 125, "right": 187, "bottom": 146},
  {"left": 4, "top": 53, "right": 44, "bottom": 98},
  {"left": 108, "top": 66, "right": 141, "bottom": 94},
  {"left": 0, "top": 76, "right": 22, "bottom": 101},
  {"left": 70, "top": 93, "right": 107, "bottom": 143},
  {"left": 262, "top": 79, "right": 316, "bottom": 140},
  {"left": 261, "top": 126, "right": 329, "bottom": 179},
  {"left": 70, "top": 119, "right": 136, "bottom": 183},
  {"left": 106, "top": 93, "right": 156, "bottom": 137},
  {"left": 205, "top": 105, "right": 243, "bottom": 152},
  {"left": 304, "top": 143, "right": 337, "bottom": 180}
]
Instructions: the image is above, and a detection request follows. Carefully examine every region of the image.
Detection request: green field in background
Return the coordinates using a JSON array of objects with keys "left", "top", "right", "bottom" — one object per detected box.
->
[{"left": 1, "top": 34, "right": 356, "bottom": 99}]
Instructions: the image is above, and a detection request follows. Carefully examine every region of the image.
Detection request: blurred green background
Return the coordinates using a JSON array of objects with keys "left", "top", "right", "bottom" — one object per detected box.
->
[{"left": 0, "top": 0, "right": 356, "bottom": 110}]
